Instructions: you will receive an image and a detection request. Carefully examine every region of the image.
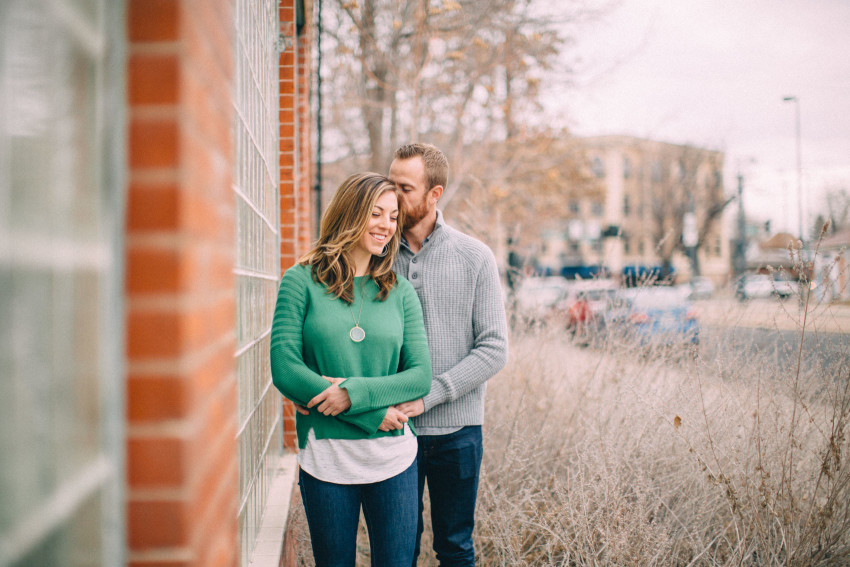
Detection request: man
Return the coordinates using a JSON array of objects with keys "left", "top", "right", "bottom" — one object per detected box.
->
[{"left": 389, "top": 143, "right": 509, "bottom": 566}]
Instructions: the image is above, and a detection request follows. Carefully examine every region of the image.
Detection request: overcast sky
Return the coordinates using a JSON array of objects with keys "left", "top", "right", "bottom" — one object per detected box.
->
[{"left": 558, "top": 0, "right": 850, "bottom": 236}]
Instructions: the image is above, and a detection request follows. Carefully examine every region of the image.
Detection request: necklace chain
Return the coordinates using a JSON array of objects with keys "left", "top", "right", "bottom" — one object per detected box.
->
[{"left": 348, "top": 280, "right": 366, "bottom": 342}]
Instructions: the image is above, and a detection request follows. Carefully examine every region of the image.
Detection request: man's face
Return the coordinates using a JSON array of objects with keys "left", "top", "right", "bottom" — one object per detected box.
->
[{"left": 389, "top": 156, "right": 432, "bottom": 227}]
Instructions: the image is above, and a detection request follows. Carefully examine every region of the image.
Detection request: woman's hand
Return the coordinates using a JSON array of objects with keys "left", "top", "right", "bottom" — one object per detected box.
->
[
  {"left": 307, "top": 377, "right": 351, "bottom": 416},
  {"left": 378, "top": 406, "right": 409, "bottom": 432}
]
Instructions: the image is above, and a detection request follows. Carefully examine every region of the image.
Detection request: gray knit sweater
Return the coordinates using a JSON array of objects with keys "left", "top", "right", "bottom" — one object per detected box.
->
[{"left": 393, "top": 210, "right": 508, "bottom": 432}]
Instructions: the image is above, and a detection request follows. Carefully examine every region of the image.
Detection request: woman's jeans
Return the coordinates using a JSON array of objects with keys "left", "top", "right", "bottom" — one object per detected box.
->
[{"left": 298, "top": 459, "right": 418, "bottom": 567}]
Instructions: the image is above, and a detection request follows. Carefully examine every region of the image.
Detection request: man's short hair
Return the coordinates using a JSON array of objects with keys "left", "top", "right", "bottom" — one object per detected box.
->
[{"left": 394, "top": 143, "right": 449, "bottom": 191}]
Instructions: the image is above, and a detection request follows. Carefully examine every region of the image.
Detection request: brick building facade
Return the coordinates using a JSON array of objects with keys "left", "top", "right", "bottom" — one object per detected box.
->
[{"left": 1, "top": 1, "right": 312, "bottom": 565}]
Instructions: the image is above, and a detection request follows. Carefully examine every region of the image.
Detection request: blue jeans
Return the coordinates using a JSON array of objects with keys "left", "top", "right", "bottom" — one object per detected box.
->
[
  {"left": 299, "top": 460, "right": 418, "bottom": 567},
  {"left": 413, "top": 426, "right": 483, "bottom": 566}
]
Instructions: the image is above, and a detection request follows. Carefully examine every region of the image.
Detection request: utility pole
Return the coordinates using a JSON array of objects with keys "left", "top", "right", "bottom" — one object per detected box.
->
[{"left": 783, "top": 96, "right": 803, "bottom": 243}]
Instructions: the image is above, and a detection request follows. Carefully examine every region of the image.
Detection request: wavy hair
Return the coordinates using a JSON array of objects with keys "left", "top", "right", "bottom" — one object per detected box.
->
[{"left": 299, "top": 172, "right": 403, "bottom": 303}]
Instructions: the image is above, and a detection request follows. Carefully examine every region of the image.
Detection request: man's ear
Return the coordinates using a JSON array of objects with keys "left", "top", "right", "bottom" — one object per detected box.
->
[{"left": 428, "top": 185, "right": 444, "bottom": 204}]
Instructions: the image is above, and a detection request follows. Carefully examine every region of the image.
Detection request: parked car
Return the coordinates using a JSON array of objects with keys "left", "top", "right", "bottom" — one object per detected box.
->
[
  {"left": 513, "top": 276, "right": 572, "bottom": 324},
  {"left": 689, "top": 276, "right": 715, "bottom": 299},
  {"left": 599, "top": 287, "right": 700, "bottom": 349},
  {"left": 551, "top": 279, "right": 618, "bottom": 341},
  {"left": 736, "top": 274, "right": 772, "bottom": 299},
  {"left": 735, "top": 273, "right": 795, "bottom": 300},
  {"left": 772, "top": 274, "right": 797, "bottom": 298}
]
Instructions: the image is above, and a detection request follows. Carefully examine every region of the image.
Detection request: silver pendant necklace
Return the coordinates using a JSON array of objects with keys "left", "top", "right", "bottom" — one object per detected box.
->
[{"left": 348, "top": 281, "right": 366, "bottom": 342}]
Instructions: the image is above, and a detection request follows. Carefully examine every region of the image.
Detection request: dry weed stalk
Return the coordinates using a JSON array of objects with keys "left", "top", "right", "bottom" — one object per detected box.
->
[{"left": 478, "top": 265, "right": 849, "bottom": 565}]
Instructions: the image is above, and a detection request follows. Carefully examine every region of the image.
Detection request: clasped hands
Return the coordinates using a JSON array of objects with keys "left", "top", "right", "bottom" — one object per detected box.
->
[
  {"left": 296, "top": 377, "right": 426, "bottom": 432},
  {"left": 306, "top": 376, "right": 351, "bottom": 416}
]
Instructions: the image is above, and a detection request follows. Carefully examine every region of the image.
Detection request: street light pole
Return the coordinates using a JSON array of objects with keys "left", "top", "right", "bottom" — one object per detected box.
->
[{"left": 783, "top": 95, "right": 802, "bottom": 242}]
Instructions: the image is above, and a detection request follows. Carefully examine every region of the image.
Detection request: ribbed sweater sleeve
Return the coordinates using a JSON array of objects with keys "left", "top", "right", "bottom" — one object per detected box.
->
[{"left": 270, "top": 267, "right": 334, "bottom": 405}]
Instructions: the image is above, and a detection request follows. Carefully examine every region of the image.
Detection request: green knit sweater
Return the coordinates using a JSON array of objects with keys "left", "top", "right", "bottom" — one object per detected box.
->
[{"left": 270, "top": 264, "right": 432, "bottom": 448}]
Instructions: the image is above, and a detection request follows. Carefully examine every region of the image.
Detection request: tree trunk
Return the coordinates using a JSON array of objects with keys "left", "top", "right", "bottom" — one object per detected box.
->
[
  {"left": 358, "top": 0, "right": 385, "bottom": 172},
  {"left": 690, "top": 247, "right": 701, "bottom": 277},
  {"left": 504, "top": 31, "right": 515, "bottom": 139}
]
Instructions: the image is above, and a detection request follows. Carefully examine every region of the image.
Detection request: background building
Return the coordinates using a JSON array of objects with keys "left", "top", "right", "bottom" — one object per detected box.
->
[
  {"left": 1, "top": 1, "right": 311, "bottom": 566},
  {"left": 536, "top": 136, "right": 730, "bottom": 285}
]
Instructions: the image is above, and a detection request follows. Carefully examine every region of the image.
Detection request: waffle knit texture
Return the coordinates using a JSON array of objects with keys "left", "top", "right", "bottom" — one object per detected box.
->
[
  {"left": 393, "top": 210, "right": 508, "bottom": 431},
  {"left": 270, "top": 264, "right": 432, "bottom": 448}
]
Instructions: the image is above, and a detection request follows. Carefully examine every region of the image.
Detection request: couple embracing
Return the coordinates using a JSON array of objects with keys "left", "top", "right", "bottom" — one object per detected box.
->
[{"left": 270, "top": 143, "right": 509, "bottom": 566}]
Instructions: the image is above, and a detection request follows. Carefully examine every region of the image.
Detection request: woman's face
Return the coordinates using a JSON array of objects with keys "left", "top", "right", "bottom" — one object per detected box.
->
[{"left": 355, "top": 190, "right": 398, "bottom": 258}]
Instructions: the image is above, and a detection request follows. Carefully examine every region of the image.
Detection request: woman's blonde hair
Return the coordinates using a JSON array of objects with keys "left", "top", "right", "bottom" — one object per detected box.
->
[{"left": 299, "top": 172, "right": 403, "bottom": 303}]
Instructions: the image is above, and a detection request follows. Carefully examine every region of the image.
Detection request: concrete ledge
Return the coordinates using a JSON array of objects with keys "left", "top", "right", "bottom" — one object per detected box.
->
[{"left": 249, "top": 453, "right": 298, "bottom": 567}]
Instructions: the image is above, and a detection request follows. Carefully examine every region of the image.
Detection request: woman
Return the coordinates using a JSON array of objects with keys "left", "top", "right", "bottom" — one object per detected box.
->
[{"left": 270, "top": 172, "right": 431, "bottom": 566}]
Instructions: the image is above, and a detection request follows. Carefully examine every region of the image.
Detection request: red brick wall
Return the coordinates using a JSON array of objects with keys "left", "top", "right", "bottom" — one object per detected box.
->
[
  {"left": 279, "top": 0, "right": 315, "bottom": 451},
  {"left": 279, "top": 7, "right": 316, "bottom": 562},
  {"left": 125, "top": 1, "right": 238, "bottom": 565}
]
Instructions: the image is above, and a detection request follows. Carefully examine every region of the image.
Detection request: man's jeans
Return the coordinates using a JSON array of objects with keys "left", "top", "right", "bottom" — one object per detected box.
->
[
  {"left": 299, "top": 459, "right": 418, "bottom": 567},
  {"left": 413, "top": 426, "right": 483, "bottom": 566}
]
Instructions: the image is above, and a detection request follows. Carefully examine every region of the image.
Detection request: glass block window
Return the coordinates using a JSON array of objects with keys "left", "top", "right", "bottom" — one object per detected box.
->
[
  {"left": 0, "top": 1, "right": 125, "bottom": 566},
  {"left": 233, "top": 1, "right": 281, "bottom": 564}
]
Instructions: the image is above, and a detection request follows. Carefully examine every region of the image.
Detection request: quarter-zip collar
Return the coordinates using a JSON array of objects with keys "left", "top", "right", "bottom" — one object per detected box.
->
[{"left": 401, "top": 209, "right": 445, "bottom": 254}]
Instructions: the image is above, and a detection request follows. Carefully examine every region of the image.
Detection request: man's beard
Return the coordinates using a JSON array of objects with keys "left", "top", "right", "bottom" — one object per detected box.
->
[{"left": 404, "top": 196, "right": 430, "bottom": 227}]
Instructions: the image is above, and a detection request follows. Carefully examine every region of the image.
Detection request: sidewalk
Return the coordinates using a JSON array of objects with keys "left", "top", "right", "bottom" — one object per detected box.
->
[{"left": 696, "top": 296, "right": 850, "bottom": 335}]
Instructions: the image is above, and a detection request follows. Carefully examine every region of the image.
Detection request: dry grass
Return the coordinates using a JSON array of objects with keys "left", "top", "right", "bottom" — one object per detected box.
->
[
  {"left": 286, "top": 285, "right": 850, "bottom": 566},
  {"left": 474, "top": 302, "right": 850, "bottom": 566}
]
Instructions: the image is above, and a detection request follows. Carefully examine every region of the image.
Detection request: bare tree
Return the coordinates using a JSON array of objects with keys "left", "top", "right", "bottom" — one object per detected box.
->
[
  {"left": 319, "top": 0, "right": 591, "bottom": 175},
  {"left": 647, "top": 144, "right": 730, "bottom": 277},
  {"left": 824, "top": 186, "right": 850, "bottom": 233},
  {"left": 318, "top": 0, "right": 614, "bottom": 274},
  {"left": 449, "top": 131, "right": 598, "bottom": 256}
]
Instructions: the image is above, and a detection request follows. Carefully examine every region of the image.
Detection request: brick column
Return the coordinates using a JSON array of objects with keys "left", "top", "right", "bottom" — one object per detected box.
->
[
  {"left": 278, "top": 0, "right": 314, "bottom": 451},
  {"left": 125, "top": 1, "right": 238, "bottom": 565}
]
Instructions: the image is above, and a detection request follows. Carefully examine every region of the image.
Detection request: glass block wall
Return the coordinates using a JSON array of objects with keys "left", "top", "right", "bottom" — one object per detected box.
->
[
  {"left": 234, "top": 0, "right": 282, "bottom": 564},
  {"left": 0, "top": 1, "right": 125, "bottom": 566}
]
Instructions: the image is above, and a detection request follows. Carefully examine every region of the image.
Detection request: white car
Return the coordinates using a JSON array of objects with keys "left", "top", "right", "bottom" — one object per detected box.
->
[
  {"left": 772, "top": 275, "right": 797, "bottom": 297},
  {"left": 736, "top": 274, "right": 795, "bottom": 300},
  {"left": 513, "top": 277, "right": 572, "bottom": 322},
  {"left": 689, "top": 276, "right": 715, "bottom": 299}
]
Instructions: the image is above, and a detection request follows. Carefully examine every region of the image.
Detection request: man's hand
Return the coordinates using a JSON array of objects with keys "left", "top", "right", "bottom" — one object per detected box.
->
[
  {"left": 379, "top": 407, "right": 409, "bottom": 432},
  {"left": 307, "top": 377, "right": 351, "bottom": 416},
  {"left": 395, "top": 398, "right": 425, "bottom": 418},
  {"left": 293, "top": 403, "right": 309, "bottom": 416}
]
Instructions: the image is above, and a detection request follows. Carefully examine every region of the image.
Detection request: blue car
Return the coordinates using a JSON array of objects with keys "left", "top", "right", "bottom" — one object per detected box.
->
[{"left": 599, "top": 287, "right": 700, "bottom": 349}]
